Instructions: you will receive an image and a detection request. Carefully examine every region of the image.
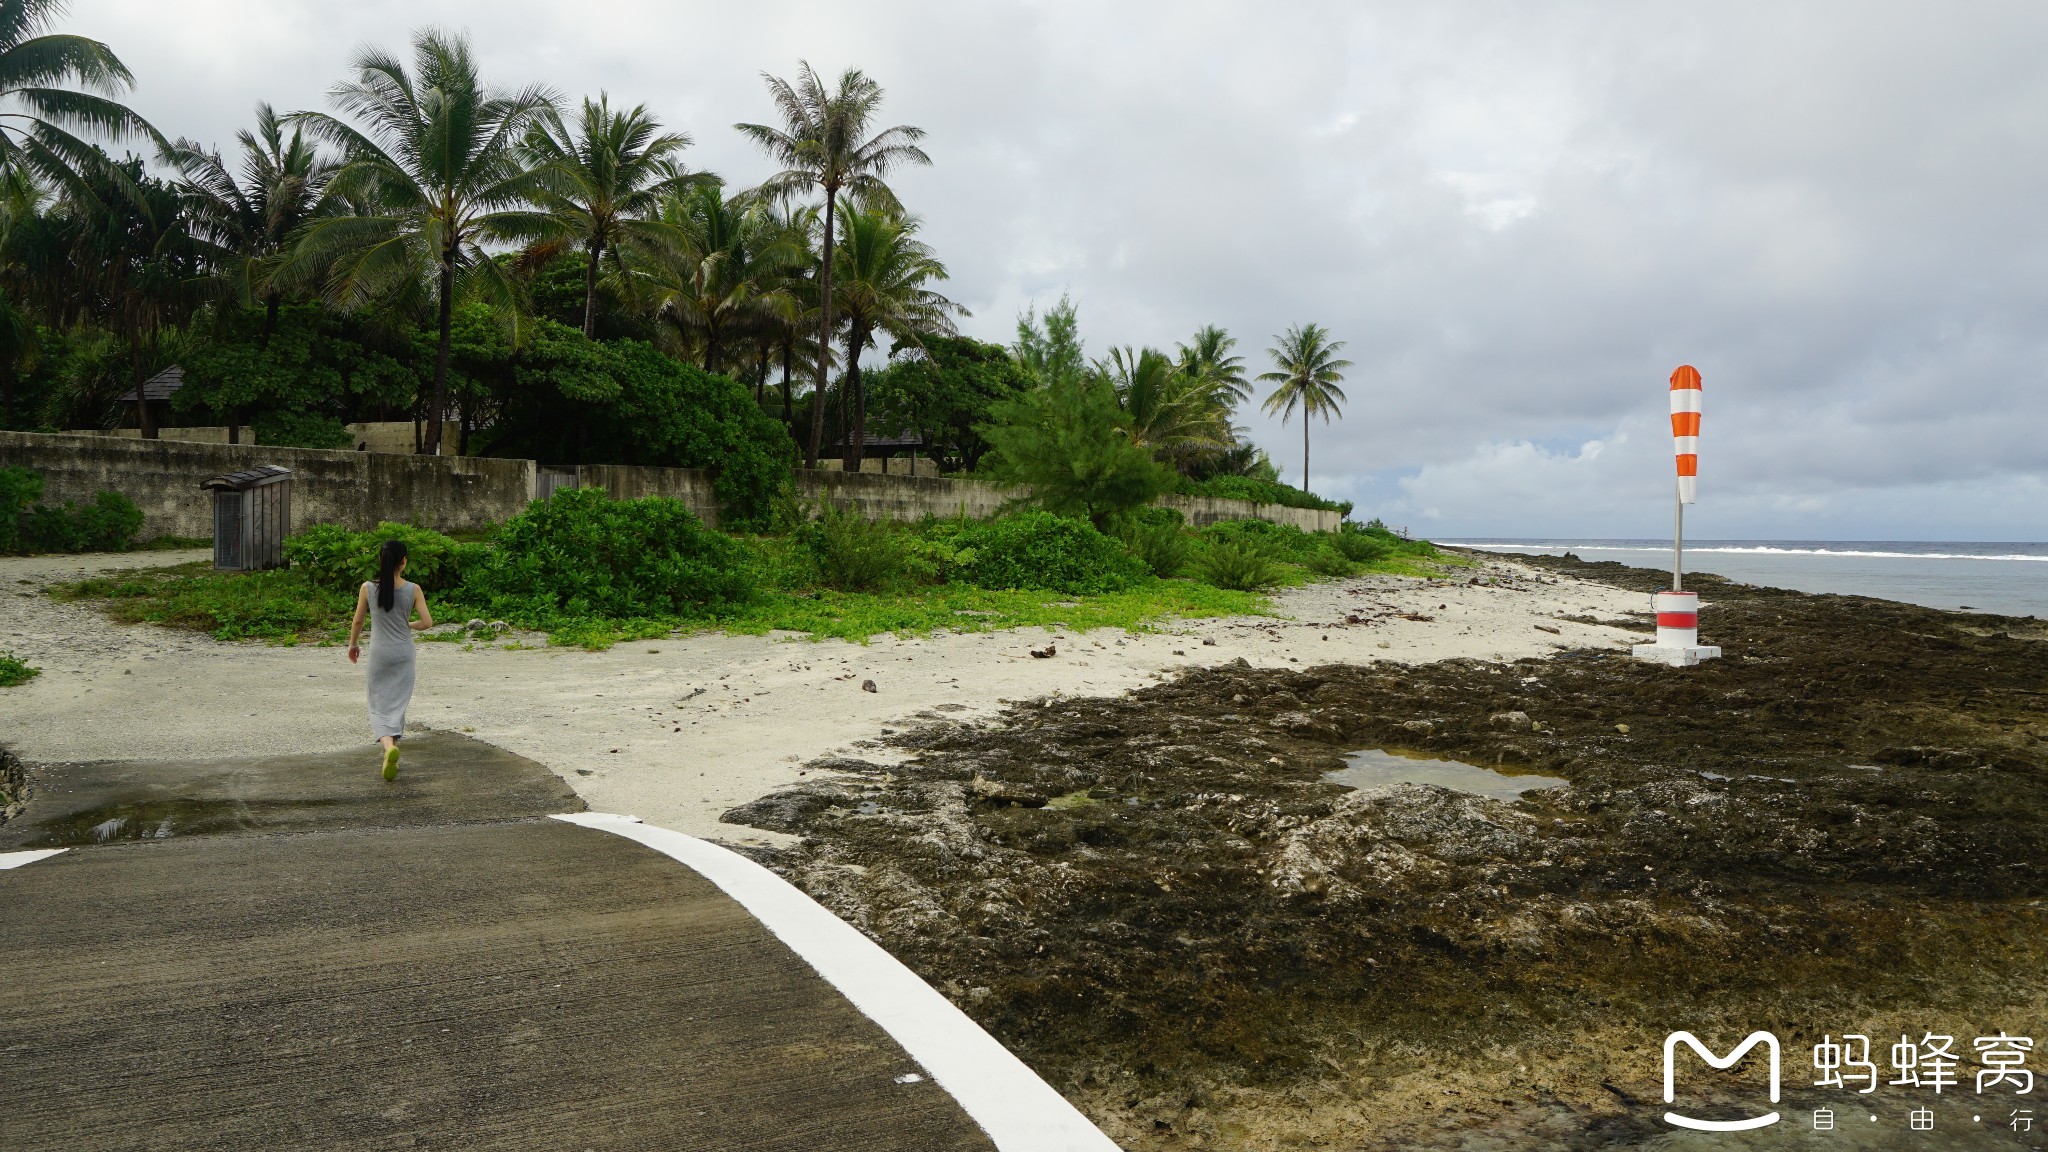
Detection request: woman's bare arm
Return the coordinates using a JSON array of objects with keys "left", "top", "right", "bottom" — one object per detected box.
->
[
  {"left": 410, "top": 587, "right": 434, "bottom": 631},
  {"left": 347, "top": 584, "right": 369, "bottom": 662}
]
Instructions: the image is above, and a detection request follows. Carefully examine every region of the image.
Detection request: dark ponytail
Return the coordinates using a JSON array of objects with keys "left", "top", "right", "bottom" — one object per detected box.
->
[{"left": 376, "top": 539, "right": 407, "bottom": 612}]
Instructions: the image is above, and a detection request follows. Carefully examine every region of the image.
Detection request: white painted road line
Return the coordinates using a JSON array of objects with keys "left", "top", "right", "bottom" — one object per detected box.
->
[
  {"left": 0, "top": 848, "right": 67, "bottom": 870},
  {"left": 553, "top": 812, "right": 1122, "bottom": 1152}
]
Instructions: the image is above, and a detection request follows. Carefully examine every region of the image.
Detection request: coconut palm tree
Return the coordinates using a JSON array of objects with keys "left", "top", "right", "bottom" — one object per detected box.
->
[
  {"left": 164, "top": 103, "right": 335, "bottom": 356},
  {"left": 520, "top": 95, "right": 708, "bottom": 338},
  {"left": 0, "top": 0, "right": 159, "bottom": 195},
  {"left": 282, "top": 29, "right": 558, "bottom": 454},
  {"left": 1096, "top": 345, "right": 1231, "bottom": 466},
  {"left": 629, "top": 182, "right": 799, "bottom": 374},
  {"left": 829, "top": 201, "right": 961, "bottom": 468},
  {"left": 1258, "top": 322, "right": 1350, "bottom": 490},
  {"left": 1175, "top": 324, "right": 1251, "bottom": 406},
  {"left": 56, "top": 153, "right": 202, "bottom": 438},
  {"left": 736, "top": 62, "right": 929, "bottom": 468}
]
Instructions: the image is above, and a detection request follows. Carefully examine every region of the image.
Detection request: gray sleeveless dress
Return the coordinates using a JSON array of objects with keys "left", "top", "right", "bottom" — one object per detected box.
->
[{"left": 364, "top": 580, "right": 417, "bottom": 739}]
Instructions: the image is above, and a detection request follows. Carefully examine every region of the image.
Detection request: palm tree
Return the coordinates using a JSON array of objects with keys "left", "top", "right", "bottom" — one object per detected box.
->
[
  {"left": 59, "top": 153, "right": 202, "bottom": 438},
  {"left": 0, "top": 0, "right": 159, "bottom": 195},
  {"left": 520, "top": 94, "right": 707, "bottom": 337},
  {"left": 283, "top": 29, "right": 557, "bottom": 454},
  {"left": 1175, "top": 324, "right": 1250, "bottom": 406},
  {"left": 164, "top": 102, "right": 335, "bottom": 357},
  {"left": 1096, "top": 345, "right": 1231, "bottom": 465},
  {"left": 629, "top": 182, "right": 799, "bottom": 373},
  {"left": 1258, "top": 322, "right": 1350, "bottom": 490},
  {"left": 736, "top": 62, "right": 929, "bottom": 469},
  {"left": 829, "top": 201, "right": 961, "bottom": 468}
]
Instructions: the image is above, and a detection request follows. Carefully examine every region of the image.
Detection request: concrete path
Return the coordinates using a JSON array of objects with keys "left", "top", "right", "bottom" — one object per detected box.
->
[{"left": 0, "top": 734, "right": 1107, "bottom": 1151}]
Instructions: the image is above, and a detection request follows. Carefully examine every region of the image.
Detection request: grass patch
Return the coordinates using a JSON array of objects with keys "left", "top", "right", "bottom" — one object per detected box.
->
[
  {"left": 712, "top": 579, "right": 1269, "bottom": 643},
  {"left": 50, "top": 562, "right": 349, "bottom": 643},
  {"left": 136, "top": 535, "right": 213, "bottom": 551},
  {"left": 0, "top": 651, "right": 39, "bottom": 686}
]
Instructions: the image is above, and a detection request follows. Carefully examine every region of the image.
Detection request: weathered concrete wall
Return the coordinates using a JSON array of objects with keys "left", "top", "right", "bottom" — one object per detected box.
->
[
  {"left": 798, "top": 469, "right": 1013, "bottom": 522},
  {"left": 70, "top": 421, "right": 466, "bottom": 455},
  {"left": 70, "top": 426, "right": 256, "bottom": 445},
  {"left": 1, "top": 431, "right": 534, "bottom": 539},
  {"left": 4, "top": 429, "right": 1336, "bottom": 540},
  {"left": 570, "top": 464, "right": 723, "bottom": 528},
  {"left": 1158, "top": 494, "right": 1341, "bottom": 532}
]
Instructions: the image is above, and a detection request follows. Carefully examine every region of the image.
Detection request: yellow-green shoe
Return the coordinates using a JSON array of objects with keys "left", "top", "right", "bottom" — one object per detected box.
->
[{"left": 382, "top": 746, "right": 400, "bottom": 781}]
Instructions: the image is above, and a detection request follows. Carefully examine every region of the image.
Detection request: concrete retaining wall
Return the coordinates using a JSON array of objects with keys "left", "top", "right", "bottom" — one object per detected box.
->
[
  {"left": 3, "top": 430, "right": 1339, "bottom": 540},
  {"left": 1, "top": 431, "right": 534, "bottom": 539}
]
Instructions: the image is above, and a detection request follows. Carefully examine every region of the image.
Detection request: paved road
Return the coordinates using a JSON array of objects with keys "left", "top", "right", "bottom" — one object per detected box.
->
[{"left": 0, "top": 734, "right": 1003, "bottom": 1151}]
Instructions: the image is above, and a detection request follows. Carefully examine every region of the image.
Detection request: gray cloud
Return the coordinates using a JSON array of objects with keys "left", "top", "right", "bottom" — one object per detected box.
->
[{"left": 75, "top": 0, "right": 2048, "bottom": 539}]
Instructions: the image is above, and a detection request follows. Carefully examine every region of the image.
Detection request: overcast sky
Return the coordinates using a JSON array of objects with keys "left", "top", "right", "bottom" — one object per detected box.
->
[{"left": 71, "top": 1, "right": 2048, "bottom": 540}]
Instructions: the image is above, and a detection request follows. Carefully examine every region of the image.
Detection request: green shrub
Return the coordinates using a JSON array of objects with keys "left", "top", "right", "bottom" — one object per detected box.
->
[
  {"left": 1332, "top": 528, "right": 1394, "bottom": 564},
  {"left": 250, "top": 411, "right": 354, "bottom": 449},
  {"left": 1199, "top": 518, "right": 1324, "bottom": 564},
  {"left": 798, "top": 505, "right": 906, "bottom": 592},
  {"left": 1303, "top": 548, "right": 1356, "bottom": 577},
  {"left": 1178, "top": 474, "right": 1352, "bottom": 516},
  {"left": 0, "top": 650, "right": 39, "bottom": 687},
  {"left": 1115, "top": 507, "right": 1192, "bottom": 578},
  {"left": 464, "top": 488, "right": 752, "bottom": 619},
  {"left": 1193, "top": 539, "right": 1283, "bottom": 591},
  {"left": 959, "top": 511, "right": 1148, "bottom": 595},
  {"left": 1, "top": 467, "right": 142, "bottom": 554},
  {"left": 283, "top": 522, "right": 482, "bottom": 593}
]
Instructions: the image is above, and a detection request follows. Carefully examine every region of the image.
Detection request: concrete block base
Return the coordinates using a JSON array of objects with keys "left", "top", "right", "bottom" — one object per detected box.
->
[{"left": 1632, "top": 644, "right": 1723, "bottom": 667}]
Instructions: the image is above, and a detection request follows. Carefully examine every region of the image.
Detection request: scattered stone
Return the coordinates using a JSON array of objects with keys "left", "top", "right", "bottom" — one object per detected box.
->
[
  {"left": 861, "top": 679, "right": 878, "bottom": 693},
  {"left": 1202, "top": 638, "right": 1217, "bottom": 646},
  {"left": 1489, "top": 711, "right": 1533, "bottom": 731},
  {"left": 1615, "top": 723, "right": 1630, "bottom": 735},
  {"left": 1534, "top": 624, "right": 1562, "bottom": 635},
  {"left": 1030, "top": 644, "right": 1057, "bottom": 659}
]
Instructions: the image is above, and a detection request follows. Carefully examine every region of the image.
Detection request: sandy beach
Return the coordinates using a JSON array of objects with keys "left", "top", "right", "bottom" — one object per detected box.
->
[{"left": 0, "top": 549, "right": 1646, "bottom": 843}]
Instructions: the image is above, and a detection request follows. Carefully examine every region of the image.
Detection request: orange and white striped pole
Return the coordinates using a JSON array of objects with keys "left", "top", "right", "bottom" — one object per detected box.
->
[
  {"left": 1669, "top": 364, "right": 1702, "bottom": 592},
  {"left": 1634, "top": 365, "right": 1720, "bottom": 666}
]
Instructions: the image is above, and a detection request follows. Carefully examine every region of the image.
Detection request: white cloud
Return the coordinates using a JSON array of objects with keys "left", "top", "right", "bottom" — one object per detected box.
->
[{"left": 66, "top": 0, "right": 2048, "bottom": 539}]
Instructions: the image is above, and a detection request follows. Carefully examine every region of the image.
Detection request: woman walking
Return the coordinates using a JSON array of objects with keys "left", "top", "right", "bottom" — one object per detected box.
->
[{"left": 347, "top": 539, "right": 433, "bottom": 780}]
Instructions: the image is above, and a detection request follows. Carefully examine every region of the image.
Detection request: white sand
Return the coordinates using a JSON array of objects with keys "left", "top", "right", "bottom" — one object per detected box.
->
[{"left": 0, "top": 549, "right": 1650, "bottom": 846}]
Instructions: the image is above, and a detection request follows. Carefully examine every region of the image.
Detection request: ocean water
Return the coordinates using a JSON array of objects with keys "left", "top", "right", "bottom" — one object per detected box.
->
[{"left": 1443, "top": 539, "right": 2048, "bottom": 619}]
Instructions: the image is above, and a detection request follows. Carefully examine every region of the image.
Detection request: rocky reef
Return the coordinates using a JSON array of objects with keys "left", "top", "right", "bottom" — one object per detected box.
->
[{"left": 727, "top": 558, "right": 2048, "bottom": 1148}]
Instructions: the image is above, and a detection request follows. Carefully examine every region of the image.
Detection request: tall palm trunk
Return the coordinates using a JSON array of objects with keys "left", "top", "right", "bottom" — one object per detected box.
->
[
  {"left": 1302, "top": 419, "right": 1310, "bottom": 491},
  {"left": 780, "top": 337, "right": 794, "bottom": 426},
  {"left": 844, "top": 317, "right": 870, "bottom": 470},
  {"left": 427, "top": 251, "right": 454, "bottom": 455},
  {"left": 582, "top": 239, "right": 601, "bottom": 338},
  {"left": 755, "top": 345, "right": 769, "bottom": 404},
  {"left": 129, "top": 334, "right": 155, "bottom": 439},
  {"left": 806, "top": 182, "right": 838, "bottom": 470}
]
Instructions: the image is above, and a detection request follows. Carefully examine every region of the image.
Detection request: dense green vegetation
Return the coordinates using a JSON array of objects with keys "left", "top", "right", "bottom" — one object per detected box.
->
[
  {"left": 1, "top": 465, "right": 141, "bottom": 553},
  {"left": 52, "top": 495, "right": 1447, "bottom": 648},
  {"left": 0, "top": 11, "right": 1367, "bottom": 527}
]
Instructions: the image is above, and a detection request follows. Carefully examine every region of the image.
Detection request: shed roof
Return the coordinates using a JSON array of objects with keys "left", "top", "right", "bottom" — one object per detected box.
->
[
  {"left": 115, "top": 365, "right": 184, "bottom": 403},
  {"left": 199, "top": 465, "right": 292, "bottom": 492}
]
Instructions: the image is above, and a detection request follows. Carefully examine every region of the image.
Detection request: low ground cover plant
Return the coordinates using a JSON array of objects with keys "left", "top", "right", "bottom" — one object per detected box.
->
[
  {"left": 0, "top": 650, "right": 39, "bottom": 686},
  {"left": 1, "top": 467, "right": 143, "bottom": 554},
  {"left": 52, "top": 490, "right": 1448, "bottom": 646}
]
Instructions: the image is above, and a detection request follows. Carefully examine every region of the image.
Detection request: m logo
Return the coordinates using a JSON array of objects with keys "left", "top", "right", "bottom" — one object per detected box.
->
[{"left": 1662, "top": 1031, "right": 1782, "bottom": 1131}]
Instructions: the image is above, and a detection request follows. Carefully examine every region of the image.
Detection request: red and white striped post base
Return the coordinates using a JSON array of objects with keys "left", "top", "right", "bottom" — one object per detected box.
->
[{"left": 1631, "top": 591, "right": 1723, "bottom": 667}]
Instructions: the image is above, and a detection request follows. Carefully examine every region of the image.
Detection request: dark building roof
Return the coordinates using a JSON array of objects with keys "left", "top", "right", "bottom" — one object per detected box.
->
[
  {"left": 115, "top": 365, "right": 184, "bottom": 404},
  {"left": 199, "top": 465, "right": 292, "bottom": 492}
]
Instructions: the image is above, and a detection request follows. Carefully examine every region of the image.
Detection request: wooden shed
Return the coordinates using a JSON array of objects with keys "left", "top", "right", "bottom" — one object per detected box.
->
[{"left": 200, "top": 465, "right": 292, "bottom": 571}]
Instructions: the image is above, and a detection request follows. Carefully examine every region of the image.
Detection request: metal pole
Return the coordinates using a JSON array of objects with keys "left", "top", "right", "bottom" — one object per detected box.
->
[{"left": 1673, "top": 480, "right": 1684, "bottom": 593}]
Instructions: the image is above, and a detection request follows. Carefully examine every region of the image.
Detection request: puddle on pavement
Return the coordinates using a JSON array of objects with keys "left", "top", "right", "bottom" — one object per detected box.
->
[
  {"left": 1325, "top": 748, "right": 1568, "bottom": 800},
  {"left": 23, "top": 799, "right": 261, "bottom": 848}
]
